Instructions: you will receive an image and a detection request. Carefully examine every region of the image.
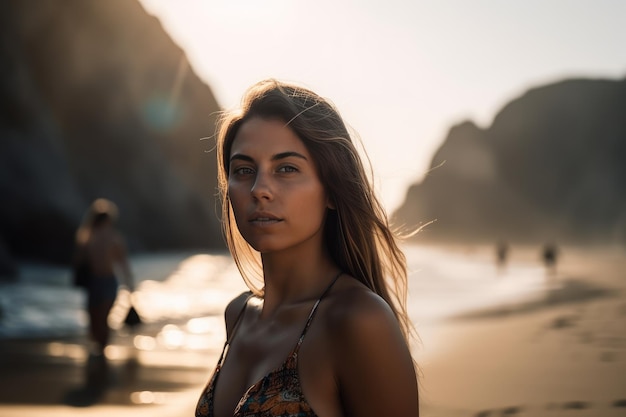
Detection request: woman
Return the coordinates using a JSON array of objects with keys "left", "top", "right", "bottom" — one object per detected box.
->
[
  {"left": 74, "top": 198, "right": 134, "bottom": 356},
  {"left": 196, "top": 80, "right": 419, "bottom": 417}
]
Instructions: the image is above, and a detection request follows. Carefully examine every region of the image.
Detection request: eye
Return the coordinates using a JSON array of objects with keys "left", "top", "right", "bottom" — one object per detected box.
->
[
  {"left": 277, "top": 165, "right": 298, "bottom": 173},
  {"left": 232, "top": 166, "right": 255, "bottom": 176}
]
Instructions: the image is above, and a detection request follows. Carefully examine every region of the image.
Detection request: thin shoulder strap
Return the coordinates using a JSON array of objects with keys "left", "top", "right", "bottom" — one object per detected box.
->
[
  {"left": 226, "top": 291, "right": 255, "bottom": 344},
  {"left": 294, "top": 271, "right": 343, "bottom": 352},
  {"left": 215, "top": 292, "right": 254, "bottom": 367}
]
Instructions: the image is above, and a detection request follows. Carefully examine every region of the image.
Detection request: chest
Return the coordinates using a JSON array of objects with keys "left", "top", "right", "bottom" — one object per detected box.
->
[{"left": 212, "top": 320, "right": 303, "bottom": 417}]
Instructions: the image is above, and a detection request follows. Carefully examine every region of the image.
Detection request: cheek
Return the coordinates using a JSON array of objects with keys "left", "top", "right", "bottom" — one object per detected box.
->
[
  {"left": 227, "top": 185, "right": 247, "bottom": 218},
  {"left": 228, "top": 180, "right": 247, "bottom": 201},
  {"left": 297, "top": 186, "right": 328, "bottom": 219}
]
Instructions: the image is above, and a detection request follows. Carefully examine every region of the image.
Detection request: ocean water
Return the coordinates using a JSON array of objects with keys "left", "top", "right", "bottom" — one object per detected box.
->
[
  {"left": 404, "top": 244, "right": 548, "bottom": 321},
  {"left": 0, "top": 244, "right": 548, "bottom": 346}
]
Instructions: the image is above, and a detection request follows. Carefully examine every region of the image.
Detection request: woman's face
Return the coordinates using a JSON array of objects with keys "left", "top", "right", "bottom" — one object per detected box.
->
[{"left": 227, "top": 117, "right": 331, "bottom": 254}]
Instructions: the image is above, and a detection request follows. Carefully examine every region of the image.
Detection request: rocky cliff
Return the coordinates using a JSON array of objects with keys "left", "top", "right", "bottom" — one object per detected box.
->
[
  {"left": 0, "top": 0, "right": 223, "bottom": 276},
  {"left": 393, "top": 78, "right": 626, "bottom": 245}
]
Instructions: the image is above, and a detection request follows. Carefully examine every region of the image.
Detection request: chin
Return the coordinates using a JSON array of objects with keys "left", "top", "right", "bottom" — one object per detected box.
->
[
  {"left": 243, "top": 239, "right": 279, "bottom": 254},
  {"left": 247, "top": 239, "right": 295, "bottom": 255}
]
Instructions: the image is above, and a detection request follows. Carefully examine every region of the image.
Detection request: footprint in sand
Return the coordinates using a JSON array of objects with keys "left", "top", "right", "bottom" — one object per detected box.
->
[
  {"left": 501, "top": 406, "right": 523, "bottom": 415},
  {"left": 473, "top": 406, "right": 523, "bottom": 417},
  {"left": 562, "top": 401, "right": 589, "bottom": 410},
  {"left": 550, "top": 315, "right": 578, "bottom": 329},
  {"left": 600, "top": 351, "right": 617, "bottom": 362},
  {"left": 613, "top": 399, "right": 626, "bottom": 408}
]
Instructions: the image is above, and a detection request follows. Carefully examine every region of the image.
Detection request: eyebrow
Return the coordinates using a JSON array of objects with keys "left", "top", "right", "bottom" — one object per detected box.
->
[{"left": 230, "top": 151, "right": 309, "bottom": 163}]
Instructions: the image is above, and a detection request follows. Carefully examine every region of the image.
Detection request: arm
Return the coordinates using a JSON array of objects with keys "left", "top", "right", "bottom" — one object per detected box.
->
[
  {"left": 112, "top": 233, "right": 134, "bottom": 291},
  {"left": 331, "top": 292, "right": 419, "bottom": 417}
]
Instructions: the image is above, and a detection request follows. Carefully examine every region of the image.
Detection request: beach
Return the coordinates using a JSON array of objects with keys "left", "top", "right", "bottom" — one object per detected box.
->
[
  {"left": 418, "top": 245, "right": 626, "bottom": 417},
  {"left": 1, "top": 244, "right": 625, "bottom": 416}
]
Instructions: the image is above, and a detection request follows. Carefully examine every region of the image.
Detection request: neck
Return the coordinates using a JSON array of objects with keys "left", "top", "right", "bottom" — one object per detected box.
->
[{"left": 259, "top": 247, "right": 339, "bottom": 315}]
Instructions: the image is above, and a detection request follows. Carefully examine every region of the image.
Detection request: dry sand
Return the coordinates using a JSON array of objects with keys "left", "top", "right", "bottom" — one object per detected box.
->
[
  {"left": 417, "top": 245, "right": 626, "bottom": 417},
  {"left": 1, "top": 245, "right": 624, "bottom": 417}
]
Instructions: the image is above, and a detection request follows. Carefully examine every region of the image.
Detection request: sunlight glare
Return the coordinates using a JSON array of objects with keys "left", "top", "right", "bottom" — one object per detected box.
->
[
  {"left": 186, "top": 334, "right": 212, "bottom": 350},
  {"left": 158, "top": 324, "right": 186, "bottom": 349},
  {"left": 131, "top": 390, "right": 170, "bottom": 405},
  {"left": 186, "top": 316, "right": 222, "bottom": 334},
  {"left": 47, "top": 342, "right": 64, "bottom": 357},
  {"left": 46, "top": 342, "right": 87, "bottom": 360},
  {"left": 134, "top": 334, "right": 157, "bottom": 351},
  {"left": 104, "top": 344, "right": 128, "bottom": 360}
]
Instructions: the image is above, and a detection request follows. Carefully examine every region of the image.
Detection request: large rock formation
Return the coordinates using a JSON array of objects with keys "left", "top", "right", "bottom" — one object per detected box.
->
[
  {"left": 0, "top": 0, "right": 224, "bottom": 275},
  {"left": 394, "top": 78, "right": 626, "bottom": 245}
]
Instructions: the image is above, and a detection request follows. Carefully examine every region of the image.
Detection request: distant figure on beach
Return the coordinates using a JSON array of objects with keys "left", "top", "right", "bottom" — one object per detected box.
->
[
  {"left": 541, "top": 242, "right": 559, "bottom": 277},
  {"left": 73, "top": 198, "right": 134, "bottom": 359},
  {"left": 495, "top": 240, "right": 509, "bottom": 274},
  {"left": 195, "top": 80, "right": 419, "bottom": 417}
]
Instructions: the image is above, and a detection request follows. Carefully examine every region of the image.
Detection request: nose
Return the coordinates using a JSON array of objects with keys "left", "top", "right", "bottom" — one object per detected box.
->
[{"left": 250, "top": 172, "right": 273, "bottom": 200}]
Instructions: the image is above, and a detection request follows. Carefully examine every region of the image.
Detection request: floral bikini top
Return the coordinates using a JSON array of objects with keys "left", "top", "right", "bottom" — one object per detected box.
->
[{"left": 196, "top": 273, "right": 341, "bottom": 417}]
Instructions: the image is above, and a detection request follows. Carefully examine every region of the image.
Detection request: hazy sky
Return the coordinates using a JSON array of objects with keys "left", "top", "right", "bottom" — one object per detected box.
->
[{"left": 138, "top": 0, "right": 625, "bottom": 211}]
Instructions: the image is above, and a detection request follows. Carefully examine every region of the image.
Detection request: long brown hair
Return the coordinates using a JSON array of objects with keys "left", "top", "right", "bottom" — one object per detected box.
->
[{"left": 216, "top": 79, "right": 413, "bottom": 341}]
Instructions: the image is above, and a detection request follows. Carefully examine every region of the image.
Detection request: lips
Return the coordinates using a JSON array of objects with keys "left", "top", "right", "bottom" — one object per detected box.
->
[{"left": 249, "top": 212, "right": 283, "bottom": 225}]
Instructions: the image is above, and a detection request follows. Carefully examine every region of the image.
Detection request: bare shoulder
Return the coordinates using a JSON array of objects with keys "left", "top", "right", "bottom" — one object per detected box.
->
[
  {"left": 321, "top": 277, "right": 419, "bottom": 416},
  {"left": 321, "top": 277, "right": 412, "bottom": 363},
  {"left": 224, "top": 291, "right": 254, "bottom": 337},
  {"left": 324, "top": 278, "right": 401, "bottom": 340}
]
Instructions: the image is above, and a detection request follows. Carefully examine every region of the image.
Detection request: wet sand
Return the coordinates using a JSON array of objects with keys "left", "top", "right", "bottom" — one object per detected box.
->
[
  {"left": 417, "top": 245, "right": 626, "bottom": 417},
  {"left": 0, "top": 331, "right": 217, "bottom": 417},
  {"left": 1, "top": 245, "right": 625, "bottom": 417}
]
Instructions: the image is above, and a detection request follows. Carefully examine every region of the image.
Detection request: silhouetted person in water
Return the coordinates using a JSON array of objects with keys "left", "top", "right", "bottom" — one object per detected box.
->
[
  {"left": 73, "top": 199, "right": 134, "bottom": 384},
  {"left": 495, "top": 240, "right": 509, "bottom": 274},
  {"left": 541, "top": 242, "right": 559, "bottom": 277}
]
